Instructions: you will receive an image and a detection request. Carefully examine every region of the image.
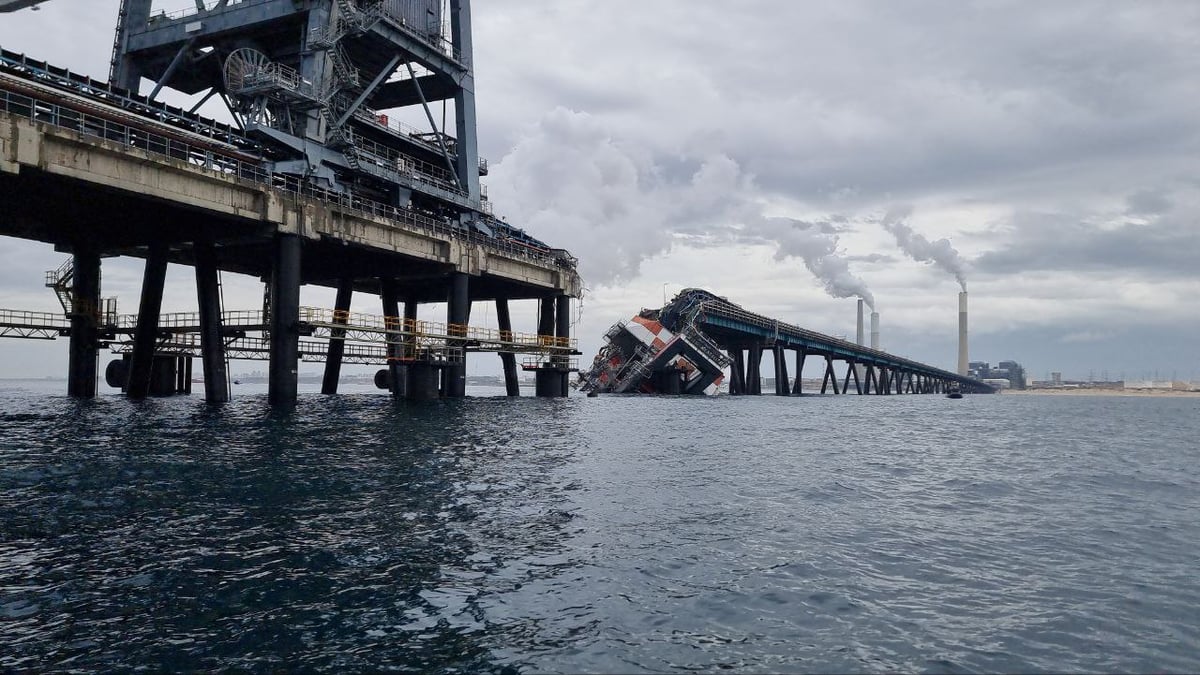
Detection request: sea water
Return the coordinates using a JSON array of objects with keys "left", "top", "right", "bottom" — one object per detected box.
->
[{"left": 2, "top": 382, "right": 1198, "bottom": 673}]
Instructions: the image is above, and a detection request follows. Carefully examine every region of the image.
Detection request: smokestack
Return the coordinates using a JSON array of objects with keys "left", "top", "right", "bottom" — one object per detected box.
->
[
  {"left": 958, "top": 292, "right": 968, "bottom": 376},
  {"left": 870, "top": 312, "right": 879, "bottom": 350},
  {"left": 856, "top": 299, "right": 865, "bottom": 346}
]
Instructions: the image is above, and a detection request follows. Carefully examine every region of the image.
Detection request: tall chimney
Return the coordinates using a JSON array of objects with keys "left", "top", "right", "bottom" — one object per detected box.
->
[
  {"left": 870, "top": 312, "right": 880, "bottom": 350},
  {"left": 856, "top": 299, "right": 865, "bottom": 346},
  {"left": 958, "top": 291, "right": 968, "bottom": 376}
]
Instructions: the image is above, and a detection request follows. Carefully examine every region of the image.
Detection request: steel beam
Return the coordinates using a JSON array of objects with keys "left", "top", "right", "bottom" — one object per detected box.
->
[
  {"left": 194, "top": 240, "right": 229, "bottom": 403},
  {"left": 405, "top": 61, "right": 461, "bottom": 189},
  {"left": 450, "top": 0, "right": 482, "bottom": 203},
  {"left": 321, "top": 278, "right": 353, "bottom": 395},
  {"left": 126, "top": 243, "right": 168, "bottom": 400},
  {"left": 268, "top": 234, "right": 301, "bottom": 408}
]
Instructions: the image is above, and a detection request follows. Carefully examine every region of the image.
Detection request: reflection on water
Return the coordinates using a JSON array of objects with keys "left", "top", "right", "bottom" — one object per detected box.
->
[{"left": 1, "top": 386, "right": 1198, "bottom": 673}]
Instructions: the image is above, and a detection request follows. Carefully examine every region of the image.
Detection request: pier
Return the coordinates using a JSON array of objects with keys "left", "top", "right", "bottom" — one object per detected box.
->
[
  {"left": 581, "top": 289, "right": 994, "bottom": 396},
  {"left": 0, "top": 0, "right": 582, "bottom": 406}
]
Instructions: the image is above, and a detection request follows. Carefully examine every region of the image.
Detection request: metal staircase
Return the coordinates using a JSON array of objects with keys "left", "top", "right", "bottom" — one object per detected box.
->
[{"left": 45, "top": 258, "right": 74, "bottom": 315}]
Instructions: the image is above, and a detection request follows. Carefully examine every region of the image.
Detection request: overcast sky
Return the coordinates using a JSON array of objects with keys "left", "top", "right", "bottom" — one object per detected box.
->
[{"left": 1, "top": 0, "right": 1198, "bottom": 384}]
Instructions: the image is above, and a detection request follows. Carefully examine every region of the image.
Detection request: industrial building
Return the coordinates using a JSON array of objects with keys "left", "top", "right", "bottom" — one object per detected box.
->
[{"left": 968, "top": 360, "right": 1026, "bottom": 390}]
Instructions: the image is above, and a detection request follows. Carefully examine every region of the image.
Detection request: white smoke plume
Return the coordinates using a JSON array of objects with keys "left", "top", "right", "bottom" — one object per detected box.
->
[
  {"left": 881, "top": 206, "right": 968, "bottom": 291},
  {"left": 487, "top": 108, "right": 751, "bottom": 287},
  {"left": 769, "top": 218, "right": 876, "bottom": 309},
  {"left": 489, "top": 107, "right": 876, "bottom": 309}
]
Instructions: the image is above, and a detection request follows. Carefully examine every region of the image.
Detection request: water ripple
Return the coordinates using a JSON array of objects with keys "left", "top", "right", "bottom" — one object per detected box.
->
[{"left": 1, "top": 387, "right": 1198, "bottom": 672}]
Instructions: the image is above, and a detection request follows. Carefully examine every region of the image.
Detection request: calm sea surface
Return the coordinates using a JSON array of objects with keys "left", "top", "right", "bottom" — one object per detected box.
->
[{"left": 1, "top": 381, "right": 1198, "bottom": 673}]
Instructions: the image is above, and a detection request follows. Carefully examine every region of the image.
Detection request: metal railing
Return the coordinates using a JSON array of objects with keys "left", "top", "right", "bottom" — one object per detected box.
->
[
  {"left": 697, "top": 299, "right": 979, "bottom": 383},
  {"left": 347, "top": 131, "right": 463, "bottom": 195},
  {"left": 0, "top": 308, "right": 69, "bottom": 329},
  {"left": 520, "top": 356, "right": 579, "bottom": 371},
  {"left": 152, "top": 0, "right": 274, "bottom": 23}
]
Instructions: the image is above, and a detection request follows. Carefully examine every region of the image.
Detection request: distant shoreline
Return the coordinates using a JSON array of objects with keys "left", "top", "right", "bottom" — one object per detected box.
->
[{"left": 1004, "top": 389, "right": 1200, "bottom": 398}]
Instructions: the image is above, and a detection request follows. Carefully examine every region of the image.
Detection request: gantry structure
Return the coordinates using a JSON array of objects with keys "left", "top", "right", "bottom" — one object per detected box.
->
[{"left": 112, "top": 0, "right": 489, "bottom": 221}]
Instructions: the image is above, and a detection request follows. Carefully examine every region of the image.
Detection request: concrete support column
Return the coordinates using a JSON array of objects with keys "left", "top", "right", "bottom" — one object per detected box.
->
[
  {"left": 774, "top": 345, "right": 789, "bottom": 396},
  {"left": 321, "top": 278, "right": 353, "bottom": 395},
  {"left": 533, "top": 296, "right": 559, "bottom": 398},
  {"left": 729, "top": 349, "right": 745, "bottom": 395},
  {"left": 847, "top": 360, "right": 863, "bottom": 394},
  {"left": 127, "top": 243, "right": 169, "bottom": 400},
  {"left": 381, "top": 278, "right": 404, "bottom": 398},
  {"left": 537, "top": 296, "right": 555, "bottom": 338},
  {"left": 747, "top": 345, "right": 763, "bottom": 395},
  {"left": 555, "top": 294, "right": 571, "bottom": 396},
  {"left": 445, "top": 273, "right": 469, "bottom": 398},
  {"left": 194, "top": 240, "right": 229, "bottom": 403},
  {"left": 495, "top": 298, "right": 520, "bottom": 396},
  {"left": 404, "top": 299, "right": 418, "bottom": 359},
  {"left": 792, "top": 348, "right": 807, "bottom": 395},
  {"left": 268, "top": 234, "right": 301, "bottom": 408},
  {"left": 820, "top": 355, "right": 841, "bottom": 395},
  {"left": 67, "top": 247, "right": 101, "bottom": 399}
]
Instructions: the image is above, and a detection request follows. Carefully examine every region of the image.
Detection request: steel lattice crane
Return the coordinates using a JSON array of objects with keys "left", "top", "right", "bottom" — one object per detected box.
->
[{"left": 0, "top": 0, "right": 51, "bottom": 13}]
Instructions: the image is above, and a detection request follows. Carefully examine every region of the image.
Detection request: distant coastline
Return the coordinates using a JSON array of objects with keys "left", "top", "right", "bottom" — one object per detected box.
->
[{"left": 1005, "top": 388, "right": 1200, "bottom": 398}]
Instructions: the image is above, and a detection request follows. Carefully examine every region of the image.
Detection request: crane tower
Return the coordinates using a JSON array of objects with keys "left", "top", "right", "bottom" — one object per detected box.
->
[{"left": 111, "top": 0, "right": 488, "bottom": 229}]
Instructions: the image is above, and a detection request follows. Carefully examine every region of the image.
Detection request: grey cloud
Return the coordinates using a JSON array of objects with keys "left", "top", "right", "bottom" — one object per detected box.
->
[
  {"left": 478, "top": 2, "right": 1200, "bottom": 213},
  {"left": 973, "top": 210, "right": 1200, "bottom": 278},
  {"left": 1126, "top": 189, "right": 1173, "bottom": 216}
]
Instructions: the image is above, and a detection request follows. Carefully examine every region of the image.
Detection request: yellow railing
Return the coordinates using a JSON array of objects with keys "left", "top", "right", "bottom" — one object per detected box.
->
[{"left": 301, "top": 306, "right": 576, "bottom": 350}]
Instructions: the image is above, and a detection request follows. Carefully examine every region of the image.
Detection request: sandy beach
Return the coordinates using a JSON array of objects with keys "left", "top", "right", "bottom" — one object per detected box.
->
[{"left": 1004, "top": 388, "right": 1200, "bottom": 398}]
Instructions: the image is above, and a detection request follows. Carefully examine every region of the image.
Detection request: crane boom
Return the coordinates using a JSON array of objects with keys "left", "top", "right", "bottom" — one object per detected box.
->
[{"left": 0, "top": 0, "right": 51, "bottom": 12}]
